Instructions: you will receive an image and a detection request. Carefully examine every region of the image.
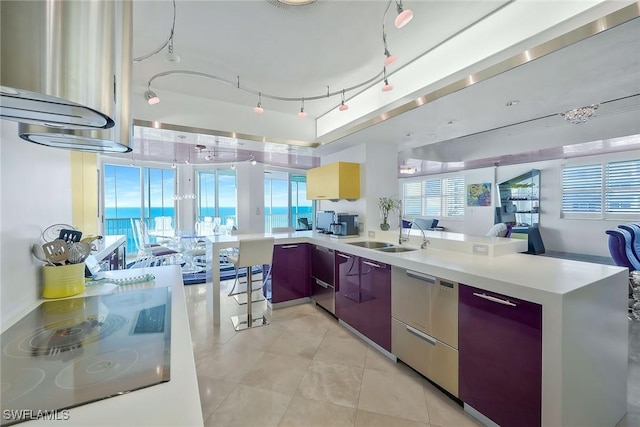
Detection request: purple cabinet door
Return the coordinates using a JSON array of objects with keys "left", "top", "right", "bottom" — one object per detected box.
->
[
  {"left": 459, "top": 284, "right": 542, "bottom": 427},
  {"left": 358, "top": 258, "right": 391, "bottom": 351},
  {"left": 335, "top": 251, "right": 360, "bottom": 328},
  {"left": 271, "top": 243, "right": 310, "bottom": 303}
]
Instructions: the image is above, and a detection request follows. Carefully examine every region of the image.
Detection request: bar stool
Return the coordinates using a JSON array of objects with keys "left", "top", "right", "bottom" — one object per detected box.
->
[{"left": 229, "top": 236, "right": 274, "bottom": 331}]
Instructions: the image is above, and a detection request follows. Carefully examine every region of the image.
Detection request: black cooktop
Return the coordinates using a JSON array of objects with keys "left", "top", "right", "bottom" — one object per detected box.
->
[{"left": 0, "top": 287, "right": 171, "bottom": 426}]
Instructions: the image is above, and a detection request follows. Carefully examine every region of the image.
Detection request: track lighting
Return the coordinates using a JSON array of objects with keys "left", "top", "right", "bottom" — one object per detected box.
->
[
  {"left": 382, "top": 67, "right": 393, "bottom": 92},
  {"left": 338, "top": 90, "right": 349, "bottom": 111},
  {"left": 143, "top": 0, "right": 416, "bottom": 116},
  {"left": 231, "top": 163, "right": 236, "bottom": 170},
  {"left": 171, "top": 160, "right": 177, "bottom": 169},
  {"left": 394, "top": 0, "right": 413, "bottom": 28},
  {"left": 253, "top": 92, "right": 264, "bottom": 113},
  {"left": 165, "top": 33, "right": 181, "bottom": 63},
  {"left": 145, "top": 89, "right": 160, "bottom": 105},
  {"left": 298, "top": 98, "right": 307, "bottom": 118},
  {"left": 382, "top": 32, "right": 397, "bottom": 66},
  {"left": 251, "top": 160, "right": 257, "bottom": 165}
]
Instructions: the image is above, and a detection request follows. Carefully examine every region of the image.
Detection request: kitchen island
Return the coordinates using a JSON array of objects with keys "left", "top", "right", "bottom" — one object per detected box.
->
[
  {"left": 206, "top": 229, "right": 628, "bottom": 427},
  {"left": 1, "top": 265, "right": 203, "bottom": 427}
]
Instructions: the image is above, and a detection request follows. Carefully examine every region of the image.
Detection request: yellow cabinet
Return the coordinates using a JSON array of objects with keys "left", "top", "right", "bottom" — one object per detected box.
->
[{"left": 307, "top": 162, "right": 360, "bottom": 201}]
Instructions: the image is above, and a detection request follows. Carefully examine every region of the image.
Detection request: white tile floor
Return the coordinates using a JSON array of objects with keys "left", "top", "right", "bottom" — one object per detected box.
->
[{"left": 185, "top": 279, "right": 638, "bottom": 427}]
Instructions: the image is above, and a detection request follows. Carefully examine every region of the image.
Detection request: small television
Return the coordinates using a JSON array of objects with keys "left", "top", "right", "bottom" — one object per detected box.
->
[{"left": 315, "top": 211, "right": 335, "bottom": 232}]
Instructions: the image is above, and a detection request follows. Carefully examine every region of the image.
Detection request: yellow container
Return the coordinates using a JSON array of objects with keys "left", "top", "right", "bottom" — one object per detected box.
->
[{"left": 42, "top": 263, "right": 86, "bottom": 299}]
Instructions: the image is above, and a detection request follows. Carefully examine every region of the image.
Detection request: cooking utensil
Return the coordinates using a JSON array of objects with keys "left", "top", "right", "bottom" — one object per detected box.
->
[
  {"left": 59, "top": 229, "right": 82, "bottom": 243},
  {"left": 31, "top": 243, "right": 55, "bottom": 266},
  {"left": 67, "top": 242, "right": 92, "bottom": 264},
  {"left": 42, "top": 239, "right": 69, "bottom": 265},
  {"left": 42, "top": 224, "right": 76, "bottom": 243}
]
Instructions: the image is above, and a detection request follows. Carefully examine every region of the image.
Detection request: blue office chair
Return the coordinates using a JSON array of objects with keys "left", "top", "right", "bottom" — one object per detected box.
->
[
  {"left": 619, "top": 223, "right": 640, "bottom": 263},
  {"left": 606, "top": 229, "right": 640, "bottom": 270}
]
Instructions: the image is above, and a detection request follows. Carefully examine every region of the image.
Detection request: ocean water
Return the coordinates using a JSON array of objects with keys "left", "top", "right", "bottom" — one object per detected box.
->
[{"left": 104, "top": 206, "right": 311, "bottom": 219}]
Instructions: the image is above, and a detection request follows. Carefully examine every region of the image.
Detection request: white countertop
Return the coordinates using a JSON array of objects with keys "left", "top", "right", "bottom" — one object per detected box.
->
[
  {"left": 23, "top": 265, "right": 203, "bottom": 427},
  {"left": 92, "top": 235, "right": 126, "bottom": 262},
  {"left": 208, "top": 230, "right": 626, "bottom": 303}
]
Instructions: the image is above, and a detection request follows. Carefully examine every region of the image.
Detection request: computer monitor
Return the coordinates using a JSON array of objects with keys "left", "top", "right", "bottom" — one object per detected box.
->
[{"left": 315, "top": 211, "right": 335, "bottom": 232}]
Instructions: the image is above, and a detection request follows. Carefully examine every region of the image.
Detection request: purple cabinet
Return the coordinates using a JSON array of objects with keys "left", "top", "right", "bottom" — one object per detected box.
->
[
  {"left": 335, "top": 251, "right": 360, "bottom": 327},
  {"left": 270, "top": 243, "right": 310, "bottom": 304},
  {"left": 358, "top": 257, "right": 391, "bottom": 351},
  {"left": 459, "top": 284, "right": 542, "bottom": 427},
  {"left": 335, "top": 251, "right": 391, "bottom": 351}
]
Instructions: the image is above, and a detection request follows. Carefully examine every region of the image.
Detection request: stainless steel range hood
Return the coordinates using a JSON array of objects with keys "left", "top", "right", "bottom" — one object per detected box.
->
[{"left": 0, "top": 0, "right": 132, "bottom": 153}]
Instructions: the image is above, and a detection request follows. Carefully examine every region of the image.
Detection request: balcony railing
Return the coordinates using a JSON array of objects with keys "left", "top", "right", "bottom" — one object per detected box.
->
[{"left": 105, "top": 213, "right": 313, "bottom": 256}]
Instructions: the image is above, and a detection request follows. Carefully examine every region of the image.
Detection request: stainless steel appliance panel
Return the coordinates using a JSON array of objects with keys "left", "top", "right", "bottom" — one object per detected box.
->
[
  {"left": 312, "top": 278, "right": 335, "bottom": 314},
  {"left": 391, "top": 267, "right": 458, "bottom": 348},
  {"left": 392, "top": 318, "right": 458, "bottom": 397},
  {"left": 311, "top": 245, "right": 335, "bottom": 314}
]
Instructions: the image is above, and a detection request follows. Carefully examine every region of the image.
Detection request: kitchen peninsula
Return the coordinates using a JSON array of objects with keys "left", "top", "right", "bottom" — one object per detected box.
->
[{"left": 206, "top": 229, "right": 628, "bottom": 427}]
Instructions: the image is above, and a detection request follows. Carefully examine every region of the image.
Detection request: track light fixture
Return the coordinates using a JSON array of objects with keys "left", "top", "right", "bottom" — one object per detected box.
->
[
  {"left": 254, "top": 92, "right": 264, "bottom": 114},
  {"left": 382, "top": 30, "right": 397, "bottom": 67},
  {"left": 339, "top": 90, "right": 349, "bottom": 111},
  {"left": 394, "top": 0, "right": 413, "bottom": 28},
  {"left": 298, "top": 98, "right": 307, "bottom": 118},
  {"left": 143, "top": 0, "right": 415, "bottom": 116},
  {"left": 165, "top": 32, "right": 181, "bottom": 63},
  {"left": 145, "top": 88, "right": 160, "bottom": 105},
  {"left": 382, "top": 67, "right": 393, "bottom": 92}
]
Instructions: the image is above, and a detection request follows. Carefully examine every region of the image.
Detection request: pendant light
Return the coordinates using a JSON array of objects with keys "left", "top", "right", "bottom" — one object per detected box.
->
[
  {"left": 298, "top": 98, "right": 307, "bottom": 117},
  {"left": 394, "top": 0, "right": 413, "bottom": 28},
  {"left": 338, "top": 90, "right": 349, "bottom": 111},
  {"left": 383, "top": 31, "right": 397, "bottom": 66},
  {"left": 382, "top": 67, "right": 393, "bottom": 92},
  {"left": 253, "top": 92, "right": 264, "bottom": 113}
]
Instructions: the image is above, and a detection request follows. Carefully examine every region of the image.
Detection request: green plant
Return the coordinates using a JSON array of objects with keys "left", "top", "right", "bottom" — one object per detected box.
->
[{"left": 378, "top": 197, "right": 400, "bottom": 226}]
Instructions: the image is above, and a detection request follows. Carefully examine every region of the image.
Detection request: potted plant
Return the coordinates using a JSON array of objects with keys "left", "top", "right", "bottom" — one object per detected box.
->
[{"left": 378, "top": 197, "right": 400, "bottom": 230}]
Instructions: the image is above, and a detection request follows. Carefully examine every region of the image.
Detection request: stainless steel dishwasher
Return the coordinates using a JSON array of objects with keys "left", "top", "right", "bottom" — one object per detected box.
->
[
  {"left": 311, "top": 245, "right": 335, "bottom": 314},
  {"left": 391, "top": 266, "right": 459, "bottom": 397}
]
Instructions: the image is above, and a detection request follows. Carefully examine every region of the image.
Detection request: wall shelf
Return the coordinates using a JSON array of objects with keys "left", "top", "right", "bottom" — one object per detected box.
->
[{"left": 496, "top": 169, "right": 545, "bottom": 254}]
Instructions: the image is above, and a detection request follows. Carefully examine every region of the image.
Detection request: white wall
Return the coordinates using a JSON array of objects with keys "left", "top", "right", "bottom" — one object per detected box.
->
[
  {"left": 1, "top": 121, "right": 73, "bottom": 327},
  {"left": 236, "top": 161, "right": 265, "bottom": 233},
  {"left": 407, "top": 148, "right": 640, "bottom": 257},
  {"left": 315, "top": 140, "right": 400, "bottom": 234}
]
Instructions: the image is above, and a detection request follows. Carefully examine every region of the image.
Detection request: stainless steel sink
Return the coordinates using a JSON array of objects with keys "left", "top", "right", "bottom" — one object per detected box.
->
[
  {"left": 347, "top": 241, "right": 394, "bottom": 249},
  {"left": 376, "top": 246, "right": 418, "bottom": 253}
]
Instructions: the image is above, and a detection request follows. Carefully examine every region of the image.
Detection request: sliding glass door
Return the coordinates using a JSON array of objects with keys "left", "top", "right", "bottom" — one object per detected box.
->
[
  {"left": 264, "top": 170, "right": 311, "bottom": 230},
  {"left": 197, "top": 169, "right": 237, "bottom": 227},
  {"left": 103, "top": 164, "right": 175, "bottom": 254}
]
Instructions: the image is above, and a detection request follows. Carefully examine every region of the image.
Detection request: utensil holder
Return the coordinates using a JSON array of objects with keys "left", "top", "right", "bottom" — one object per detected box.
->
[{"left": 42, "top": 263, "right": 85, "bottom": 299}]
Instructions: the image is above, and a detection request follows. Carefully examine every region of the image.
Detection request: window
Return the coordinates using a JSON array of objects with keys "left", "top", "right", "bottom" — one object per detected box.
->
[
  {"left": 264, "top": 170, "right": 311, "bottom": 230},
  {"left": 197, "top": 169, "right": 237, "bottom": 225},
  {"left": 562, "top": 159, "right": 640, "bottom": 219},
  {"left": 103, "top": 164, "right": 175, "bottom": 253},
  {"left": 402, "top": 176, "right": 465, "bottom": 218}
]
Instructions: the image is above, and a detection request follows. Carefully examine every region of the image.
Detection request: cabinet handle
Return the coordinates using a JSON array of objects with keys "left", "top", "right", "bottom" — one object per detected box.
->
[
  {"left": 315, "top": 246, "right": 333, "bottom": 253},
  {"left": 337, "top": 253, "right": 351, "bottom": 259},
  {"left": 362, "top": 260, "right": 382, "bottom": 268},
  {"left": 406, "top": 325, "right": 436, "bottom": 346},
  {"left": 472, "top": 292, "right": 517, "bottom": 307},
  {"left": 281, "top": 245, "right": 298, "bottom": 249},
  {"left": 406, "top": 270, "right": 436, "bottom": 284},
  {"left": 315, "top": 278, "right": 330, "bottom": 289}
]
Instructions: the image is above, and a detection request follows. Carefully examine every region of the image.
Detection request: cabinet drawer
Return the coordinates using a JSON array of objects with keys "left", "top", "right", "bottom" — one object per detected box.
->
[
  {"left": 391, "top": 267, "right": 458, "bottom": 348},
  {"left": 392, "top": 318, "right": 458, "bottom": 397}
]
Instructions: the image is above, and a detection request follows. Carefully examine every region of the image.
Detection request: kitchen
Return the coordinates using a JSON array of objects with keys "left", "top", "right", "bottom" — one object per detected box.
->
[{"left": 1, "top": 1, "right": 639, "bottom": 426}]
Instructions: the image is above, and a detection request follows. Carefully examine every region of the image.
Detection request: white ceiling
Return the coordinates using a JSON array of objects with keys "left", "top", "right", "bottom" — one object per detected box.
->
[{"left": 107, "top": 0, "right": 640, "bottom": 172}]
